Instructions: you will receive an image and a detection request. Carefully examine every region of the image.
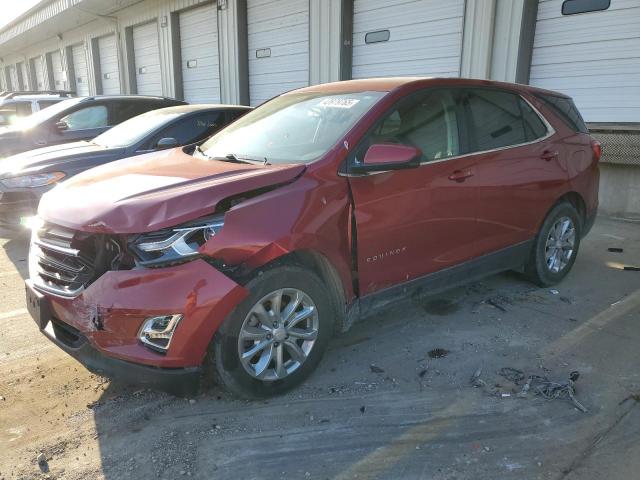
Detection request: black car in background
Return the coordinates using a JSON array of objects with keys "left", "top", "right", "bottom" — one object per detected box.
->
[
  {"left": 0, "top": 95, "right": 186, "bottom": 157},
  {"left": 0, "top": 104, "right": 251, "bottom": 228}
]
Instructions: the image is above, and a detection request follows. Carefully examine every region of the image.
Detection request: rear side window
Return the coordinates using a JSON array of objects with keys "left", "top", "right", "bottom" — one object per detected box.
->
[
  {"left": 364, "top": 89, "right": 461, "bottom": 162},
  {"left": 13, "top": 101, "right": 33, "bottom": 116},
  {"left": 520, "top": 98, "right": 548, "bottom": 141},
  {"left": 465, "top": 89, "right": 547, "bottom": 152},
  {"left": 38, "top": 100, "right": 61, "bottom": 110},
  {"left": 112, "top": 100, "right": 163, "bottom": 124},
  {"left": 535, "top": 93, "right": 588, "bottom": 133}
]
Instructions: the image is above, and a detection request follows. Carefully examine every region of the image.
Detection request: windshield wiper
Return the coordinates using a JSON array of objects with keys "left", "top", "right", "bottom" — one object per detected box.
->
[{"left": 225, "top": 153, "right": 270, "bottom": 166}]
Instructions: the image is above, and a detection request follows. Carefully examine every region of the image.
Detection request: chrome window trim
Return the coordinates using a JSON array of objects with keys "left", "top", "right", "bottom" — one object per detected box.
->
[{"left": 341, "top": 93, "right": 555, "bottom": 177}]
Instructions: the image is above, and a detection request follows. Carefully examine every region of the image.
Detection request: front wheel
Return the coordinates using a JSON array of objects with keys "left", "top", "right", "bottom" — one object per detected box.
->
[
  {"left": 524, "top": 202, "right": 581, "bottom": 287},
  {"left": 209, "top": 265, "right": 334, "bottom": 398}
]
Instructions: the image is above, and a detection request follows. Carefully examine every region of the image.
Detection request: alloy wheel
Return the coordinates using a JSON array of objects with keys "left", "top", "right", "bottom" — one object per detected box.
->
[
  {"left": 238, "top": 288, "right": 319, "bottom": 381},
  {"left": 544, "top": 216, "right": 576, "bottom": 273}
]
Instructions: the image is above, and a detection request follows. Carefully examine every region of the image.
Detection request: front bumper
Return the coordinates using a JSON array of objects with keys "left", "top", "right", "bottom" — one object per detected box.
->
[
  {"left": 27, "top": 259, "right": 249, "bottom": 390},
  {"left": 41, "top": 315, "right": 201, "bottom": 396}
]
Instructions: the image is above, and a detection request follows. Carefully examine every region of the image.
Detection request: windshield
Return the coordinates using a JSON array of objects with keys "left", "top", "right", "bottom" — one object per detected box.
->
[
  {"left": 200, "top": 91, "right": 385, "bottom": 164},
  {"left": 93, "top": 109, "right": 182, "bottom": 148},
  {"left": 15, "top": 97, "right": 83, "bottom": 129}
]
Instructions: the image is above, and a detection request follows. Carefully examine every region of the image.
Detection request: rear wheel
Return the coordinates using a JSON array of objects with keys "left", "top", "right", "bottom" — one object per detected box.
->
[
  {"left": 209, "top": 265, "right": 333, "bottom": 398},
  {"left": 524, "top": 202, "right": 581, "bottom": 286}
]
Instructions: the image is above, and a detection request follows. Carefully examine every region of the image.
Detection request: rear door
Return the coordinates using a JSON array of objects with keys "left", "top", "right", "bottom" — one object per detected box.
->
[
  {"left": 461, "top": 88, "right": 566, "bottom": 257},
  {"left": 348, "top": 88, "right": 477, "bottom": 295}
]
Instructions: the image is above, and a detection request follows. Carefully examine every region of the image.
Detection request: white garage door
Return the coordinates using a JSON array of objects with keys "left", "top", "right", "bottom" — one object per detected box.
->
[
  {"left": 71, "top": 44, "right": 90, "bottom": 96},
  {"left": 132, "top": 22, "right": 162, "bottom": 95},
  {"left": 179, "top": 4, "right": 220, "bottom": 103},
  {"left": 32, "top": 56, "right": 46, "bottom": 90},
  {"left": 247, "top": 0, "right": 309, "bottom": 106},
  {"left": 98, "top": 34, "right": 121, "bottom": 95},
  {"left": 10, "top": 65, "right": 19, "bottom": 91},
  {"left": 18, "top": 62, "right": 28, "bottom": 90},
  {"left": 530, "top": 0, "right": 640, "bottom": 123},
  {"left": 352, "top": 0, "right": 465, "bottom": 79},
  {"left": 49, "top": 50, "right": 66, "bottom": 91}
]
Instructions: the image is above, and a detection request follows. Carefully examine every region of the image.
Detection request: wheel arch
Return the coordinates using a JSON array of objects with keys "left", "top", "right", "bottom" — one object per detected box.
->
[
  {"left": 244, "top": 249, "right": 350, "bottom": 334},
  {"left": 557, "top": 191, "right": 587, "bottom": 227}
]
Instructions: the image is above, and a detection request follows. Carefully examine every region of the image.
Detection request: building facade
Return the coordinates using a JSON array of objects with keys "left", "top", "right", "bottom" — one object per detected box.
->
[{"left": 0, "top": 0, "right": 638, "bottom": 215}]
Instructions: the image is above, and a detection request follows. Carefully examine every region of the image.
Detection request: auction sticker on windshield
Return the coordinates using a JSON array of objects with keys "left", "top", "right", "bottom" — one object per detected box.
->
[{"left": 318, "top": 98, "right": 360, "bottom": 109}]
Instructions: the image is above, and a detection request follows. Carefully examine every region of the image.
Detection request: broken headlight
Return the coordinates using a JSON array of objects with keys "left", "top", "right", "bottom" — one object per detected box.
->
[{"left": 131, "top": 214, "right": 224, "bottom": 267}]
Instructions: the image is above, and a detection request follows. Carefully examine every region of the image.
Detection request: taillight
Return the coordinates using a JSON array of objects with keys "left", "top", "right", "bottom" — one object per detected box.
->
[{"left": 590, "top": 139, "right": 602, "bottom": 162}]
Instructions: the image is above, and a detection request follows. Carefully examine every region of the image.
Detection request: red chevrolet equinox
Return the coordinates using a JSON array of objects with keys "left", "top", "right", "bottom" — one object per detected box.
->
[{"left": 26, "top": 78, "right": 600, "bottom": 398}]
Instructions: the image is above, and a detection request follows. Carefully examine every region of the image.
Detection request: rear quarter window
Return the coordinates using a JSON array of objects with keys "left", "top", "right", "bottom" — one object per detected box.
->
[{"left": 534, "top": 93, "right": 589, "bottom": 133}]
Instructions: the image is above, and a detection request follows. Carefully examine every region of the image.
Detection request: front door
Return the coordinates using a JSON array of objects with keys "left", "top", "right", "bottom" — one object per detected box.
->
[
  {"left": 347, "top": 89, "right": 478, "bottom": 296},
  {"left": 48, "top": 104, "right": 110, "bottom": 145}
]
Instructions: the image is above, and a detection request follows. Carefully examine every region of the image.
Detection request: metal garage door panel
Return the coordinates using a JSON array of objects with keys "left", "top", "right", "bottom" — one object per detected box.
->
[
  {"left": 530, "top": 0, "right": 640, "bottom": 122},
  {"left": 10, "top": 66, "right": 19, "bottom": 91},
  {"left": 352, "top": 0, "right": 465, "bottom": 79},
  {"left": 247, "top": 0, "right": 309, "bottom": 106},
  {"left": 71, "top": 44, "right": 90, "bottom": 96},
  {"left": 18, "top": 62, "right": 28, "bottom": 90},
  {"left": 133, "top": 22, "right": 162, "bottom": 96},
  {"left": 50, "top": 50, "right": 66, "bottom": 91},
  {"left": 179, "top": 4, "right": 220, "bottom": 103},
  {"left": 33, "top": 57, "right": 45, "bottom": 90},
  {"left": 98, "top": 35, "right": 121, "bottom": 95}
]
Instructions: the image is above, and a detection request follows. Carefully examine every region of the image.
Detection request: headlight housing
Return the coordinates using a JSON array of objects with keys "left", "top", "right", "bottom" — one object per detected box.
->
[
  {"left": 1, "top": 171, "right": 65, "bottom": 188},
  {"left": 131, "top": 214, "right": 224, "bottom": 267}
]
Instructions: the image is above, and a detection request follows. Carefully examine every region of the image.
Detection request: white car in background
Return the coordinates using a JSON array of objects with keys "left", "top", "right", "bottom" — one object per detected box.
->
[{"left": 0, "top": 91, "right": 74, "bottom": 126}]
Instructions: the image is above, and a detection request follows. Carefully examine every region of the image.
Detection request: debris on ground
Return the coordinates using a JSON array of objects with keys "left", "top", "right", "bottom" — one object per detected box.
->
[
  {"left": 36, "top": 453, "right": 46, "bottom": 464},
  {"left": 419, "top": 369, "right": 428, "bottom": 378},
  {"left": 471, "top": 367, "right": 588, "bottom": 413},
  {"left": 369, "top": 364, "right": 385, "bottom": 374},
  {"left": 359, "top": 406, "right": 366, "bottom": 414},
  {"left": 623, "top": 266, "right": 640, "bottom": 271},
  {"left": 428, "top": 348, "right": 449, "bottom": 359},
  {"left": 549, "top": 289, "right": 560, "bottom": 295},
  {"left": 487, "top": 298, "right": 507, "bottom": 312},
  {"left": 619, "top": 394, "right": 640, "bottom": 405},
  {"left": 607, "top": 247, "right": 624, "bottom": 253}
]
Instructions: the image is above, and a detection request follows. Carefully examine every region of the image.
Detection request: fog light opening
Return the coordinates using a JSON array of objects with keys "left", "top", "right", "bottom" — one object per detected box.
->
[{"left": 138, "top": 314, "right": 183, "bottom": 353}]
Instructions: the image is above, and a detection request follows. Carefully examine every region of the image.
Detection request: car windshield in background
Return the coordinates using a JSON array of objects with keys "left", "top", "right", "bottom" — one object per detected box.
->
[
  {"left": 15, "top": 97, "right": 83, "bottom": 129},
  {"left": 200, "top": 92, "right": 385, "bottom": 164},
  {"left": 93, "top": 110, "right": 182, "bottom": 148}
]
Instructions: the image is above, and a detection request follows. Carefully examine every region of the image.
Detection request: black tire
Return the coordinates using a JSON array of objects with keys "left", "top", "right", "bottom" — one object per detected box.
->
[
  {"left": 524, "top": 202, "right": 582, "bottom": 287},
  {"left": 208, "top": 265, "right": 334, "bottom": 398}
]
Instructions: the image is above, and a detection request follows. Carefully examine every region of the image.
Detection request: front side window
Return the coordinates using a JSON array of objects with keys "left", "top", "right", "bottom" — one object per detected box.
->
[
  {"left": 363, "top": 89, "right": 460, "bottom": 162},
  {"left": 200, "top": 92, "right": 385, "bottom": 164},
  {"left": 60, "top": 105, "right": 108, "bottom": 130},
  {"left": 466, "top": 89, "right": 546, "bottom": 152},
  {"left": 146, "top": 111, "right": 222, "bottom": 149}
]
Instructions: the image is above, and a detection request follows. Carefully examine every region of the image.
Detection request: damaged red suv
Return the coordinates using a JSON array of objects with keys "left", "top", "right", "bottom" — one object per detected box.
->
[{"left": 26, "top": 78, "right": 600, "bottom": 398}]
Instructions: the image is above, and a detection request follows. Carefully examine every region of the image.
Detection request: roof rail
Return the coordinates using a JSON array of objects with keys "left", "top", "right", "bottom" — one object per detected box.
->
[{"left": 3, "top": 90, "right": 76, "bottom": 99}]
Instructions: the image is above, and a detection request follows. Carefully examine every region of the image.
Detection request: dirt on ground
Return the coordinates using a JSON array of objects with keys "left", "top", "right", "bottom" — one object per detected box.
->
[{"left": 1, "top": 216, "right": 640, "bottom": 480}]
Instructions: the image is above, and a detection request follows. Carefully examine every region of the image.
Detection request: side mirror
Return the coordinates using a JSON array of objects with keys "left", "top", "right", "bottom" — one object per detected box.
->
[
  {"left": 55, "top": 121, "right": 69, "bottom": 132},
  {"left": 156, "top": 137, "right": 178, "bottom": 150},
  {"left": 351, "top": 143, "right": 421, "bottom": 174}
]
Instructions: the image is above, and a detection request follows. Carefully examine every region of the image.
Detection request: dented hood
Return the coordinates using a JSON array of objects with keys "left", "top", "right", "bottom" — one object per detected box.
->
[{"left": 38, "top": 147, "right": 305, "bottom": 233}]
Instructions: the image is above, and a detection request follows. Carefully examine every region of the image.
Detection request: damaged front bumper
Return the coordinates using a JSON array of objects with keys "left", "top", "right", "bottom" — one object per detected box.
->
[{"left": 26, "top": 259, "right": 249, "bottom": 395}]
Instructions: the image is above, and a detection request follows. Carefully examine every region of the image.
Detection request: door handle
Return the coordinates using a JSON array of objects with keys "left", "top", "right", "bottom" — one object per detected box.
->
[
  {"left": 541, "top": 150, "right": 559, "bottom": 161},
  {"left": 448, "top": 169, "right": 474, "bottom": 182}
]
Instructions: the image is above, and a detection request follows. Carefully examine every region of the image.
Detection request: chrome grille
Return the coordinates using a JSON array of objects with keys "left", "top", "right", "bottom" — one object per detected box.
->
[{"left": 30, "top": 224, "right": 98, "bottom": 297}]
